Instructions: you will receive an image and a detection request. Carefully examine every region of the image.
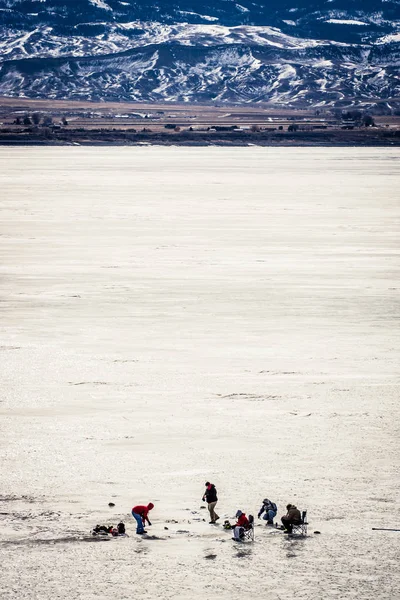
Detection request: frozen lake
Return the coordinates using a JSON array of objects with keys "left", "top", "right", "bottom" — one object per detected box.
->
[{"left": 1, "top": 147, "right": 399, "bottom": 599}]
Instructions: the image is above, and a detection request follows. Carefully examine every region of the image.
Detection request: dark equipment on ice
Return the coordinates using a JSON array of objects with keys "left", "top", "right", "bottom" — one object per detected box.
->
[
  {"left": 117, "top": 522, "right": 126, "bottom": 535},
  {"left": 372, "top": 528, "right": 400, "bottom": 532}
]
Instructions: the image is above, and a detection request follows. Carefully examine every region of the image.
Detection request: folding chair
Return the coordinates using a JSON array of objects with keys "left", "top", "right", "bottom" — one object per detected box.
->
[
  {"left": 291, "top": 510, "right": 308, "bottom": 536},
  {"left": 242, "top": 514, "right": 255, "bottom": 542}
]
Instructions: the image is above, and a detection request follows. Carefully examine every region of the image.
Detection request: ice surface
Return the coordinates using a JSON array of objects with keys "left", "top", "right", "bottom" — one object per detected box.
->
[{"left": 0, "top": 147, "right": 399, "bottom": 599}]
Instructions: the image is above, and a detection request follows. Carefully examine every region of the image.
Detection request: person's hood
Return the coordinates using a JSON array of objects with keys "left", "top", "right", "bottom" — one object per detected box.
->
[
  {"left": 263, "top": 498, "right": 270, "bottom": 505},
  {"left": 148, "top": 503, "right": 154, "bottom": 510},
  {"left": 289, "top": 504, "right": 297, "bottom": 510},
  {"left": 236, "top": 510, "right": 243, "bottom": 517}
]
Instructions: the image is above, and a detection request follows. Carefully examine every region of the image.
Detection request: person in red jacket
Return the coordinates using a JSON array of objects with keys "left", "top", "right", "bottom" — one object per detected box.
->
[
  {"left": 131, "top": 503, "right": 154, "bottom": 535},
  {"left": 232, "top": 510, "right": 249, "bottom": 541}
]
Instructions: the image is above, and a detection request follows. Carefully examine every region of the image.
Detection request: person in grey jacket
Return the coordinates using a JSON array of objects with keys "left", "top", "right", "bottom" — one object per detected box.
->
[{"left": 257, "top": 498, "right": 277, "bottom": 525}]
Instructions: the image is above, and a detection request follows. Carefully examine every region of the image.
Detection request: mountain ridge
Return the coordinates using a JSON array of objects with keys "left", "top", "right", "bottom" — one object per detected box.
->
[{"left": 0, "top": 1, "right": 399, "bottom": 109}]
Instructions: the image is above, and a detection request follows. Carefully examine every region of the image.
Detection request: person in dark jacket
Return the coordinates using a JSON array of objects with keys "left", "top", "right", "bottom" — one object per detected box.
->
[
  {"left": 281, "top": 504, "right": 302, "bottom": 534},
  {"left": 202, "top": 482, "right": 219, "bottom": 524},
  {"left": 131, "top": 503, "right": 154, "bottom": 534},
  {"left": 258, "top": 498, "right": 278, "bottom": 525}
]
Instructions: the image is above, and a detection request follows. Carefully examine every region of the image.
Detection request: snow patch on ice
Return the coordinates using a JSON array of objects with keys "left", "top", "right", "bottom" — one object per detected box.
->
[
  {"left": 88, "top": 0, "right": 112, "bottom": 11},
  {"left": 326, "top": 19, "right": 368, "bottom": 26},
  {"left": 277, "top": 64, "right": 296, "bottom": 80},
  {"left": 178, "top": 11, "right": 219, "bottom": 22},
  {"left": 376, "top": 32, "right": 400, "bottom": 44},
  {"left": 313, "top": 59, "right": 333, "bottom": 68}
]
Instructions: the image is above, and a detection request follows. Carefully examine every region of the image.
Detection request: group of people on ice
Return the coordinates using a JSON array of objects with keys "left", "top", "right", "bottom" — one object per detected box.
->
[
  {"left": 202, "top": 482, "right": 303, "bottom": 540},
  {"left": 129, "top": 482, "right": 305, "bottom": 542},
  {"left": 258, "top": 497, "right": 303, "bottom": 534}
]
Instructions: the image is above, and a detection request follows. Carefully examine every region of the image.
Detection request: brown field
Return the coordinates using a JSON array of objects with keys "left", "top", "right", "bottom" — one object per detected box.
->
[
  {"left": 0, "top": 96, "right": 399, "bottom": 145},
  {"left": 0, "top": 96, "right": 319, "bottom": 131}
]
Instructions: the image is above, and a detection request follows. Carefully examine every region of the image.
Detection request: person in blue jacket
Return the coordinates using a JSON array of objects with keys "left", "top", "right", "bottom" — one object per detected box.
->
[{"left": 258, "top": 498, "right": 277, "bottom": 525}]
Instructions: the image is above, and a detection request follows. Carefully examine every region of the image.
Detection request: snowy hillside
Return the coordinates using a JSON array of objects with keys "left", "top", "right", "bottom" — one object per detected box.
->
[{"left": 0, "top": 0, "right": 399, "bottom": 107}]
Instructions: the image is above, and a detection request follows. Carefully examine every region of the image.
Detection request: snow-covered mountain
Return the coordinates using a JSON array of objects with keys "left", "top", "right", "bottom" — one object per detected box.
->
[{"left": 0, "top": 1, "right": 399, "bottom": 107}]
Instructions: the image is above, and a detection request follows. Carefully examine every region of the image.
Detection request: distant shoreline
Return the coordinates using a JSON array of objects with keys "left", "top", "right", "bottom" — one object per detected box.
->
[
  {"left": 1, "top": 129, "right": 399, "bottom": 147},
  {"left": 1, "top": 96, "right": 399, "bottom": 147}
]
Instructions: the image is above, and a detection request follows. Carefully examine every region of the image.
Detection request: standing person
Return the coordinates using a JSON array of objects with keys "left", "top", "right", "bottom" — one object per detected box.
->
[
  {"left": 257, "top": 498, "right": 278, "bottom": 525},
  {"left": 131, "top": 503, "right": 154, "bottom": 535},
  {"left": 281, "top": 503, "right": 302, "bottom": 534},
  {"left": 202, "top": 482, "right": 219, "bottom": 524}
]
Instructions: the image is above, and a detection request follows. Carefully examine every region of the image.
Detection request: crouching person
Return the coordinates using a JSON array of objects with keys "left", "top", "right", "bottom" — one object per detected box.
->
[
  {"left": 258, "top": 498, "right": 277, "bottom": 525},
  {"left": 232, "top": 510, "right": 249, "bottom": 541},
  {"left": 281, "top": 503, "right": 302, "bottom": 534}
]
